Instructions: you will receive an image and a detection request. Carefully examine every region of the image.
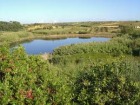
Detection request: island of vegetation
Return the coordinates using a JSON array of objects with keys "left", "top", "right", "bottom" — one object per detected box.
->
[{"left": 0, "top": 21, "right": 140, "bottom": 104}]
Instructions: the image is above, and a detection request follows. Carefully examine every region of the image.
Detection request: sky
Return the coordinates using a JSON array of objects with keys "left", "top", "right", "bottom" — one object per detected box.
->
[{"left": 0, "top": 0, "right": 140, "bottom": 23}]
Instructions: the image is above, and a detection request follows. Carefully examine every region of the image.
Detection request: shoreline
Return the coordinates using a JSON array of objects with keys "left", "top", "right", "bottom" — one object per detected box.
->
[{"left": 7, "top": 33, "right": 116, "bottom": 46}]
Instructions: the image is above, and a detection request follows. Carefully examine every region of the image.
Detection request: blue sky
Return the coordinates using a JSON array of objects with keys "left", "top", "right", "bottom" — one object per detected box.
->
[{"left": 0, "top": 0, "right": 140, "bottom": 23}]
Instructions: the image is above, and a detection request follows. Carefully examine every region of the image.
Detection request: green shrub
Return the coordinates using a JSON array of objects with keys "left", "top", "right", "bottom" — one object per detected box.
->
[
  {"left": 0, "top": 45, "right": 140, "bottom": 104},
  {"left": 0, "top": 45, "right": 57, "bottom": 104},
  {"left": 53, "top": 40, "right": 132, "bottom": 56},
  {"left": 130, "top": 30, "right": 140, "bottom": 39},
  {"left": 0, "top": 21, "right": 23, "bottom": 31},
  {"left": 78, "top": 30, "right": 88, "bottom": 34},
  {"left": 72, "top": 63, "right": 140, "bottom": 105}
]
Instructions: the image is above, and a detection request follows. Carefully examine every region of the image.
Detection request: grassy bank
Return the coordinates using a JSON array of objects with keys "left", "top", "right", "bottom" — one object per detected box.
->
[{"left": 0, "top": 31, "right": 115, "bottom": 46}]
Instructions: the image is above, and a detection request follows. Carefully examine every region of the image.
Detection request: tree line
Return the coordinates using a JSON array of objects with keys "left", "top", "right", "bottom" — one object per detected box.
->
[{"left": 0, "top": 21, "right": 23, "bottom": 31}]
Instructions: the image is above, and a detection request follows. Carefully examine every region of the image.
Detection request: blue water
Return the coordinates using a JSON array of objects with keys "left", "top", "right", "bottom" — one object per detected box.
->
[{"left": 14, "top": 37, "right": 110, "bottom": 54}]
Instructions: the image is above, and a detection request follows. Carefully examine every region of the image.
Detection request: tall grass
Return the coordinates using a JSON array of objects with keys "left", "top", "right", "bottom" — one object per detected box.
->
[{"left": 0, "top": 31, "right": 34, "bottom": 45}]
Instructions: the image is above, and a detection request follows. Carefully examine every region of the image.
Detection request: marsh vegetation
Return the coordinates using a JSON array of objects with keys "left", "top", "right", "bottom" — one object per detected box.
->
[{"left": 0, "top": 21, "right": 140, "bottom": 104}]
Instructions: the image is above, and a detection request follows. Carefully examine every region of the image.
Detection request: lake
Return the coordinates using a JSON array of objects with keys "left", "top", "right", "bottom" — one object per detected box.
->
[{"left": 13, "top": 37, "right": 110, "bottom": 54}]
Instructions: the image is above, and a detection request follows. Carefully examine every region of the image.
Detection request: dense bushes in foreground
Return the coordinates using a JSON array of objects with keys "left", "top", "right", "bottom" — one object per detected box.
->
[
  {"left": 72, "top": 65, "right": 140, "bottom": 105},
  {"left": 0, "top": 46, "right": 50, "bottom": 104},
  {"left": 0, "top": 45, "right": 140, "bottom": 104}
]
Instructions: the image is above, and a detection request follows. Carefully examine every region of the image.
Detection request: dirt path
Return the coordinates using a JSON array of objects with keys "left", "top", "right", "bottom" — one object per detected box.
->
[{"left": 41, "top": 53, "right": 50, "bottom": 60}]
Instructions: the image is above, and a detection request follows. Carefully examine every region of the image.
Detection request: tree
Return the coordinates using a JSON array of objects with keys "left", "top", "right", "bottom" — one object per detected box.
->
[
  {"left": 119, "top": 25, "right": 134, "bottom": 34},
  {"left": 0, "top": 21, "right": 23, "bottom": 31}
]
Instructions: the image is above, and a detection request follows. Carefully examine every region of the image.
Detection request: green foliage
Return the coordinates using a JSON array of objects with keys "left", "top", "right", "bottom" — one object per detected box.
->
[
  {"left": 72, "top": 63, "right": 140, "bottom": 105},
  {"left": 80, "top": 24, "right": 91, "bottom": 27},
  {"left": 119, "top": 25, "right": 140, "bottom": 39},
  {"left": 0, "top": 31, "right": 33, "bottom": 45},
  {"left": 0, "top": 45, "right": 53, "bottom": 104},
  {"left": 0, "top": 21, "right": 23, "bottom": 31},
  {"left": 0, "top": 45, "right": 75, "bottom": 104},
  {"left": 0, "top": 21, "right": 140, "bottom": 104},
  {"left": 53, "top": 39, "right": 132, "bottom": 57},
  {"left": 78, "top": 30, "right": 88, "bottom": 34},
  {"left": 32, "top": 28, "right": 71, "bottom": 35},
  {"left": 118, "top": 26, "right": 140, "bottom": 56},
  {"left": 0, "top": 45, "right": 140, "bottom": 104},
  {"left": 130, "top": 30, "right": 140, "bottom": 39},
  {"left": 119, "top": 25, "right": 134, "bottom": 34}
]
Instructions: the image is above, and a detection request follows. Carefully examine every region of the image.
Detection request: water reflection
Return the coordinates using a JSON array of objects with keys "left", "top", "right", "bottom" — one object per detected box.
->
[{"left": 13, "top": 37, "right": 110, "bottom": 54}]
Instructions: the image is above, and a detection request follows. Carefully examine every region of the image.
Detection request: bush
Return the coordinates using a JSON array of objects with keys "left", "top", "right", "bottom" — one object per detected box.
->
[
  {"left": 130, "top": 30, "right": 140, "bottom": 39},
  {"left": 53, "top": 40, "right": 132, "bottom": 56},
  {"left": 0, "top": 21, "right": 23, "bottom": 31},
  {"left": 78, "top": 30, "right": 88, "bottom": 34},
  {"left": 72, "top": 63, "right": 140, "bottom": 105},
  {"left": 131, "top": 38, "right": 140, "bottom": 56},
  {"left": 0, "top": 45, "right": 57, "bottom": 104},
  {"left": 119, "top": 25, "right": 134, "bottom": 34}
]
